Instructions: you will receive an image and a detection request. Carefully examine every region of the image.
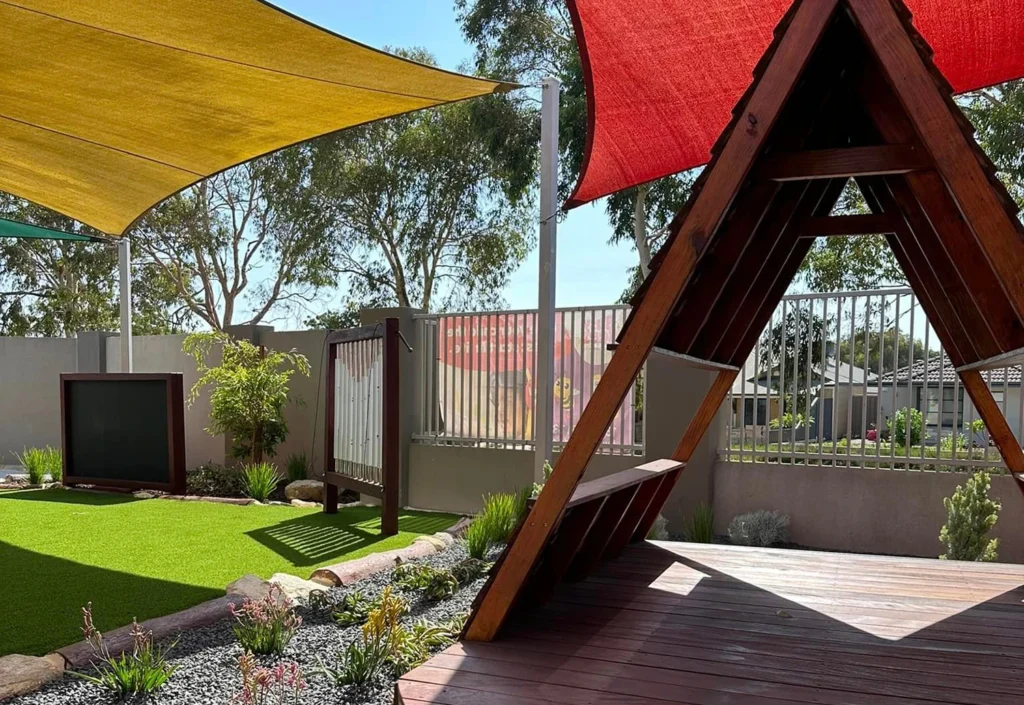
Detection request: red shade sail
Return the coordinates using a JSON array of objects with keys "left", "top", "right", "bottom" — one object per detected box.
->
[{"left": 565, "top": 0, "right": 1024, "bottom": 208}]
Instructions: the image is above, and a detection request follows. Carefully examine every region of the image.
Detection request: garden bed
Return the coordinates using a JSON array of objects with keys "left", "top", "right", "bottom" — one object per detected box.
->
[{"left": 8, "top": 542, "right": 493, "bottom": 705}]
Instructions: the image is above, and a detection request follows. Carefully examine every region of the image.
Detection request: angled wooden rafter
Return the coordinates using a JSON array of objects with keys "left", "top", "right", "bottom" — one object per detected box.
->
[{"left": 463, "top": 0, "right": 1024, "bottom": 643}]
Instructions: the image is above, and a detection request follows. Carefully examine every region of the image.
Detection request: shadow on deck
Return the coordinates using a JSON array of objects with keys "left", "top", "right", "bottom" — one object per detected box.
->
[{"left": 398, "top": 541, "right": 1024, "bottom": 704}]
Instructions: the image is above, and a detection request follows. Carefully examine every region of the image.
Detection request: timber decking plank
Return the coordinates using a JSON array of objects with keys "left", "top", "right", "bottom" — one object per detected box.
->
[{"left": 401, "top": 543, "right": 1024, "bottom": 705}]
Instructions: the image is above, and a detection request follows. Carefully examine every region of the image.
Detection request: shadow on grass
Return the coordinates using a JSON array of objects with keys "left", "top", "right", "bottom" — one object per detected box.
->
[
  {"left": 0, "top": 541, "right": 220, "bottom": 658},
  {"left": 245, "top": 509, "right": 457, "bottom": 567},
  {"left": 0, "top": 488, "right": 140, "bottom": 506}
]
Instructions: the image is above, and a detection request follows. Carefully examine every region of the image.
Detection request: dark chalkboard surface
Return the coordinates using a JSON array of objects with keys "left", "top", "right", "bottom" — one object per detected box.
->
[{"left": 60, "top": 374, "right": 185, "bottom": 493}]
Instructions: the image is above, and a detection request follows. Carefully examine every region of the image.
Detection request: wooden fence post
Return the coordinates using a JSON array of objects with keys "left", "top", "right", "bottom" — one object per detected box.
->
[
  {"left": 324, "top": 337, "right": 338, "bottom": 514},
  {"left": 382, "top": 317, "right": 401, "bottom": 535}
]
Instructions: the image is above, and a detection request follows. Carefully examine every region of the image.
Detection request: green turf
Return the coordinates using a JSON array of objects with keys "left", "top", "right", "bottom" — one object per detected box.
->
[{"left": 0, "top": 489, "right": 457, "bottom": 656}]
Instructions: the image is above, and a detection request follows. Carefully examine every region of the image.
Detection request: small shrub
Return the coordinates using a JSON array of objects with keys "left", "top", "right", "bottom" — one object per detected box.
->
[
  {"left": 887, "top": 408, "right": 923, "bottom": 447},
  {"left": 230, "top": 585, "right": 302, "bottom": 655},
  {"left": 481, "top": 489, "right": 530, "bottom": 544},
  {"left": 234, "top": 651, "right": 306, "bottom": 705},
  {"left": 16, "top": 446, "right": 62, "bottom": 484},
  {"left": 684, "top": 503, "right": 715, "bottom": 543},
  {"left": 647, "top": 514, "right": 669, "bottom": 541},
  {"left": 768, "top": 413, "right": 805, "bottom": 430},
  {"left": 186, "top": 461, "right": 243, "bottom": 497},
  {"left": 464, "top": 516, "right": 493, "bottom": 559},
  {"left": 285, "top": 452, "right": 309, "bottom": 483},
  {"left": 75, "top": 603, "right": 177, "bottom": 698},
  {"left": 332, "top": 590, "right": 373, "bottom": 627},
  {"left": 728, "top": 510, "right": 790, "bottom": 547},
  {"left": 531, "top": 460, "right": 554, "bottom": 498},
  {"left": 940, "top": 471, "right": 1000, "bottom": 561},
  {"left": 391, "top": 617, "right": 462, "bottom": 675},
  {"left": 392, "top": 564, "right": 459, "bottom": 601},
  {"left": 241, "top": 462, "right": 281, "bottom": 502},
  {"left": 320, "top": 587, "right": 407, "bottom": 685},
  {"left": 940, "top": 433, "right": 968, "bottom": 452},
  {"left": 451, "top": 558, "right": 492, "bottom": 585}
]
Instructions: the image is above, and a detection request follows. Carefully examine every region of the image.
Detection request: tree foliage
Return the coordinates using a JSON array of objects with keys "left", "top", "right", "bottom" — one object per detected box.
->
[
  {"left": 456, "top": 0, "right": 694, "bottom": 297},
  {"left": 183, "top": 332, "right": 310, "bottom": 463},
  {"left": 0, "top": 195, "right": 185, "bottom": 336},
  {"left": 281, "top": 50, "right": 534, "bottom": 313},
  {"left": 939, "top": 471, "right": 1000, "bottom": 562},
  {"left": 133, "top": 159, "right": 335, "bottom": 331}
]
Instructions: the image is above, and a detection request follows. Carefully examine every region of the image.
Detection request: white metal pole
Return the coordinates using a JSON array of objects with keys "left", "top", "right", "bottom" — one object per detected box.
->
[
  {"left": 534, "top": 77, "right": 560, "bottom": 484},
  {"left": 118, "top": 237, "right": 133, "bottom": 372}
]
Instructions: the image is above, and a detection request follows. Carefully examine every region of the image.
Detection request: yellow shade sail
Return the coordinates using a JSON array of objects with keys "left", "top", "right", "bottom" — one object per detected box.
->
[{"left": 0, "top": 0, "right": 511, "bottom": 235}]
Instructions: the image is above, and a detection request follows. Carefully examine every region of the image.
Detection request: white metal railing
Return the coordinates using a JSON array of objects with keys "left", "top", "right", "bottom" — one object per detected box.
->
[
  {"left": 721, "top": 288, "right": 1019, "bottom": 472},
  {"left": 414, "top": 305, "right": 644, "bottom": 455}
]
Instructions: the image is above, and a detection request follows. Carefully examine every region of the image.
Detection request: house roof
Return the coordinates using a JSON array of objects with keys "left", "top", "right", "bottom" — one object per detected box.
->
[{"left": 881, "top": 355, "right": 1022, "bottom": 385}]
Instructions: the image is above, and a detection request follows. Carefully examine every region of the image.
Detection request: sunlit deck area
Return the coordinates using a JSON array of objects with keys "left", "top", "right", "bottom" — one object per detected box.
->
[{"left": 398, "top": 541, "right": 1024, "bottom": 705}]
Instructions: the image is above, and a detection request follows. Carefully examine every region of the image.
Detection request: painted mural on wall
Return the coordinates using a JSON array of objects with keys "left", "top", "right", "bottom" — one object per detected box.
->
[{"left": 437, "top": 309, "right": 634, "bottom": 446}]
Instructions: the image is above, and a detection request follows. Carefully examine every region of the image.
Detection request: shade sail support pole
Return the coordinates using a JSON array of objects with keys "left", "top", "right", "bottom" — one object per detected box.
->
[
  {"left": 118, "top": 237, "right": 133, "bottom": 373},
  {"left": 535, "top": 77, "right": 560, "bottom": 484}
]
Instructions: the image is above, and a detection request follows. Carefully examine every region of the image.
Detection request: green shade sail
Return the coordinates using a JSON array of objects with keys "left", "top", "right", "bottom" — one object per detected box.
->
[{"left": 0, "top": 217, "right": 105, "bottom": 243}]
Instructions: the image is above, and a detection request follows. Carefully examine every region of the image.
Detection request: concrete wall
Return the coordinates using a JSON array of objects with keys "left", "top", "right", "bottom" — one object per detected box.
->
[
  {"left": 406, "top": 350, "right": 722, "bottom": 527},
  {"left": 0, "top": 337, "right": 79, "bottom": 463},
  {"left": 713, "top": 459, "right": 1024, "bottom": 562},
  {"left": 107, "top": 334, "right": 225, "bottom": 470},
  {"left": 258, "top": 329, "right": 328, "bottom": 476}
]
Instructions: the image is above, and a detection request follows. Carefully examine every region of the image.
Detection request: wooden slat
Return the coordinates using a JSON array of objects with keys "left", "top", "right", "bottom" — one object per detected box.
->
[
  {"left": 800, "top": 213, "right": 898, "bottom": 236},
  {"left": 756, "top": 144, "right": 929, "bottom": 180},
  {"left": 632, "top": 467, "right": 682, "bottom": 542},
  {"left": 567, "top": 459, "right": 682, "bottom": 509},
  {"left": 603, "top": 476, "right": 665, "bottom": 559},
  {"left": 848, "top": 0, "right": 1024, "bottom": 316},
  {"left": 566, "top": 485, "right": 640, "bottom": 581},
  {"left": 519, "top": 498, "right": 606, "bottom": 608}
]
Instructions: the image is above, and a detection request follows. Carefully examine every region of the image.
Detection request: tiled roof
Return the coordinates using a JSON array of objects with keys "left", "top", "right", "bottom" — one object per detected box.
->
[{"left": 881, "top": 355, "right": 1022, "bottom": 385}]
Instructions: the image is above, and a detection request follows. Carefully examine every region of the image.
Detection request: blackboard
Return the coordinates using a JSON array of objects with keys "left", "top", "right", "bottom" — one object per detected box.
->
[{"left": 60, "top": 373, "right": 186, "bottom": 493}]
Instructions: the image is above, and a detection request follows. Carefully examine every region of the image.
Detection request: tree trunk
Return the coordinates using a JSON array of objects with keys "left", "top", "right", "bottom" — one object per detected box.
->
[{"left": 634, "top": 185, "right": 653, "bottom": 277}]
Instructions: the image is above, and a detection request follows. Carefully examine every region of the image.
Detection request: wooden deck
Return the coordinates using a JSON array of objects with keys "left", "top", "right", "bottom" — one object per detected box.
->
[{"left": 398, "top": 541, "right": 1024, "bottom": 705}]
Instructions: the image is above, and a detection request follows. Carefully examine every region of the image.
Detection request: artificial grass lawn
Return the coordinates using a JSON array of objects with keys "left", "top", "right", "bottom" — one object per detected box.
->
[{"left": 0, "top": 489, "right": 457, "bottom": 657}]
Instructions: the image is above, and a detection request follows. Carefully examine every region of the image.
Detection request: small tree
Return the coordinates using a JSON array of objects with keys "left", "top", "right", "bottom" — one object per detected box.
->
[
  {"left": 939, "top": 471, "right": 1000, "bottom": 562},
  {"left": 184, "top": 333, "right": 310, "bottom": 463},
  {"left": 887, "top": 408, "right": 923, "bottom": 447}
]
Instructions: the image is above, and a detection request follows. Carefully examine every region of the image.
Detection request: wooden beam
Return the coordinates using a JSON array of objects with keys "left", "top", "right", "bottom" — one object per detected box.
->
[
  {"left": 757, "top": 144, "right": 929, "bottom": 181},
  {"left": 461, "top": 0, "right": 840, "bottom": 643},
  {"left": 801, "top": 213, "right": 898, "bottom": 236},
  {"left": 959, "top": 370, "right": 1024, "bottom": 501},
  {"left": 848, "top": 0, "right": 1024, "bottom": 316}
]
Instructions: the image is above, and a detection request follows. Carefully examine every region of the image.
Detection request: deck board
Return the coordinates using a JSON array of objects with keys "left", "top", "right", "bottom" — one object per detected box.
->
[{"left": 398, "top": 542, "right": 1024, "bottom": 705}]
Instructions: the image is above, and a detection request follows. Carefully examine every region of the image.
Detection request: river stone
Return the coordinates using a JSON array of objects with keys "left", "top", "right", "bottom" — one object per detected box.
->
[
  {"left": 284, "top": 479, "right": 323, "bottom": 502},
  {"left": 0, "top": 654, "right": 63, "bottom": 700}
]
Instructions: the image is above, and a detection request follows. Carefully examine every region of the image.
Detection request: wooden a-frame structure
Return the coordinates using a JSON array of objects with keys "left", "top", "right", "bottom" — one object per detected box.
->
[{"left": 463, "top": 0, "right": 1024, "bottom": 642}]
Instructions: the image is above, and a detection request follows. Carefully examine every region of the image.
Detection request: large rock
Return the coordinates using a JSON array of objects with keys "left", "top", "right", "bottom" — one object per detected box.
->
[
  {"left": 0, "top": 654, "right": 63, "bottom": 699},
  {"left": 270, "top": 573, "right": 325, "bottom": 603},
  {"left": 284, "top": 479, "right": 323, "bottom": 503}
]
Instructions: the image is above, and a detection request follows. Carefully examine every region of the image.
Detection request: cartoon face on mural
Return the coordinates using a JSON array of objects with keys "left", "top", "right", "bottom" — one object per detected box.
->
[{"left": 554, "top": 376, "right": 573, "bottom": 409}]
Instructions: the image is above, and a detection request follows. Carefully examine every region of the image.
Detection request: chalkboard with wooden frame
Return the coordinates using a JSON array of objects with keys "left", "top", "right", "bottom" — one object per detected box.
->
[{"left": 60, "top": 373, "right": 186, "bottom": 494}]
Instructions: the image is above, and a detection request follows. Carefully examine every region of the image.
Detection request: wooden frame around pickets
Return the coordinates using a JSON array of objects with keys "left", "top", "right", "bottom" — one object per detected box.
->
[
  {"left": 463, "top": 0, "right": 1024, "bottom": 643},
  {"left": 322, "top": 318, "right": 401, "bottom": 536}
]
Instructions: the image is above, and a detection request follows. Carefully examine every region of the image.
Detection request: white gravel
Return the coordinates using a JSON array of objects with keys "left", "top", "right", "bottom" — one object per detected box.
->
[{"left": 8, "top": 542, "right": 494, "bottom": 705}]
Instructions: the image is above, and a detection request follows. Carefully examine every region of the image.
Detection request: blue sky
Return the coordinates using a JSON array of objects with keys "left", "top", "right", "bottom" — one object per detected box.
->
[{"left": 274, "top": 0, "right": 636, "bottom": 315}]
